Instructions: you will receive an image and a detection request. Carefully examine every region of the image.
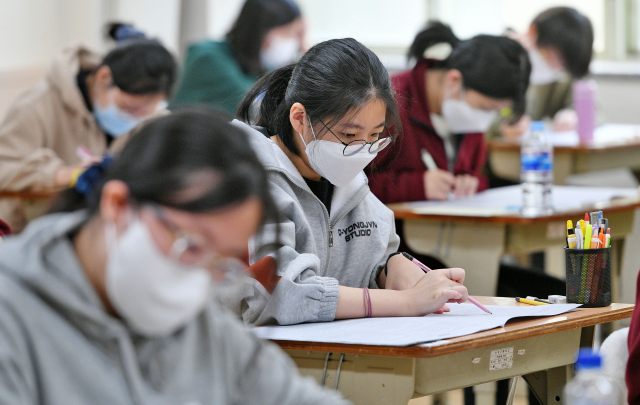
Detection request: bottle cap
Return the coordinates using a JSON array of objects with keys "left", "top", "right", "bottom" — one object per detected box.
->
[
  {"left": 530, "top": 121, "right": 545, "bottom": 132},
  {"left": 575, "top": 348, "right": 602, "bottom": 370},
  {"left": 573, "top": 80, "right": 597, "bottom": 99}
]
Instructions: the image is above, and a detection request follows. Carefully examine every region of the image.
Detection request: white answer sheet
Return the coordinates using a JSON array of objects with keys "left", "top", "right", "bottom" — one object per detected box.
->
[
  {"left": 402, "top": 185, "right": 638, "bottom": 217},
  {"left": 252, "top": 303, "right": 581, "bottom": 346}
]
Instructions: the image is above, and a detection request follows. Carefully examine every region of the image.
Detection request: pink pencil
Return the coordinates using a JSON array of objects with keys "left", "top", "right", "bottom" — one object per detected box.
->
[{"left": 401, "top": 252, "right": 493, "bottom": 314}]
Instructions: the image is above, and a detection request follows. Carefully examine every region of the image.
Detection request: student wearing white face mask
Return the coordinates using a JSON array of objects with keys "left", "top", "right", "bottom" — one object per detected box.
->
[
  {"left": 0, "top": 108, "right": 349, "bottom": 404},
  {"left": 493, "top": 7, "right": 594, "bottom": 139},
  {"left": 172, "top": 0, "right": 306, "bottom": 115},
  {"left": 227, "top": 38, "right": 471, "bottom": 327},
  {"left": 0, "top": 23, "right": 176, "bottom": 233},
  {"left": 367, "top": 22, "right": 531, "bottom": 204}
]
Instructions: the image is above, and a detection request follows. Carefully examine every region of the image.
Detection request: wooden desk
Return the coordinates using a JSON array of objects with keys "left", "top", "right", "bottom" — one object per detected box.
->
[
  {"left": 276, "top": 297, "right": 633, "bottom": 405},
  {"left": 388, "top": 186, "right": 640, "bottom": 298},
  {"left": 0, "top": 190, "right": 61, "bottom": 232},
  {"left": 488, "top": 137, "right": 640, "bottom": 185},
  {"left": 0, "top": 190, "right": 60, "bottom": 199}
]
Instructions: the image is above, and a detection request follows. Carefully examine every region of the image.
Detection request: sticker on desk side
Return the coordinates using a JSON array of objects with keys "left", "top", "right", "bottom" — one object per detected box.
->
[
  {"left": 489, "top": 347, "right": 514, "bottom": 371},
  {"left": 472, "top": 357, "right": 481, "bottom": 364},
  {"left": 518, "top": 349, "right": 525, "bottom": 355}
]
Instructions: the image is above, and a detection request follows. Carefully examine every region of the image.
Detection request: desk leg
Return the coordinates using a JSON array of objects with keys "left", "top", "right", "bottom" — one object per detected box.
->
[
  {"left": 522, "top": 365, "right": 572, "bottom": 405},
  {"left": 403, "top": 220, "right": 506, "bottom": 296}
]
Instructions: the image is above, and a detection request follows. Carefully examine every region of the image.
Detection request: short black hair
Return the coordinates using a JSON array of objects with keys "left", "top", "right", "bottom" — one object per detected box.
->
[
  {"left": 408, "top": 21, "right": 531, "bottom": 119},
  {"left": 532, "top": 7, "right": 593, "bottom": 78},
  {"left": 236, "top": 38, "right": 401, "bottom": 157},
  {"left": 227, "top": 0, "right": 302, "bottom": 76},
  {"left": 100, "top": 22, "right": 178, "bottom": 96}
]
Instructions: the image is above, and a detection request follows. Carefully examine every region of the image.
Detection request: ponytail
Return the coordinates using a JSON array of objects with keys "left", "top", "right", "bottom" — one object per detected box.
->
[
  {"left": 408, "top": 21, "right": 531, "bottom": 120},
  {"left": 236, "top": 64, "right": 295, "bottom": 150},
  {"left": 408, "top": 21, "right": 460, "bottom": 67}
]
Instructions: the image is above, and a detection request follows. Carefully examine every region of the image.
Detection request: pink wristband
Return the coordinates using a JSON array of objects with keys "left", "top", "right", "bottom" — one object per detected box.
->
[{"left": 363, "top": 287, "right": 372, "bottom": 318}]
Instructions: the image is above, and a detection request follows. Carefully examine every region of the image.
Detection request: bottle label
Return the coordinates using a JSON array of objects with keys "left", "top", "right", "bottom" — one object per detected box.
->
[{"left": 521, "top": 152, "right": 552, "bottom": 172}]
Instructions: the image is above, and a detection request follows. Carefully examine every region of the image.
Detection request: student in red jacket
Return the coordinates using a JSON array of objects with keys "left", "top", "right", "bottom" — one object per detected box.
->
[
  {"left": 367, "top": 22, "right": 530, "bottom": 203},
  {"left": 627, "top": 270, "right": 640, "bottom": 404}
]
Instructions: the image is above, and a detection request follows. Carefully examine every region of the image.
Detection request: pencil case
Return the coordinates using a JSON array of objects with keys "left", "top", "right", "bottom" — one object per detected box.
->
[{"left": 565, "top": 247, "right": 611, "bottom": 307}]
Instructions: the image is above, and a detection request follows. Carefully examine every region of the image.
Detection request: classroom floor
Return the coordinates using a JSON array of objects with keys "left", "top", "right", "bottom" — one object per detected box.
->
[{"left": 408, "top": 379, "right": 529, "bottom": 405}]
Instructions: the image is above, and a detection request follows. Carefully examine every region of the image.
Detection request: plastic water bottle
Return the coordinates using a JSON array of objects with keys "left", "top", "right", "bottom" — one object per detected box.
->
[
  {"left": 564, "top": 349, "right": 614, "bottom": 405},
  {"left": 574, "top": 80, "right": 597, "bottom": 144},
  {"left": 521, "top": 121, "right": 553, "bottom": 216}
]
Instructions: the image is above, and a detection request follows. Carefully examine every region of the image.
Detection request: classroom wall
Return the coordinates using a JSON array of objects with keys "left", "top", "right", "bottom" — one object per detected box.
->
[
  {"left": 594, "top": 76, "right": 640, "bottom": 125},
  {"left": 1, "top": 0, "right": 640, "bottom": 126}
]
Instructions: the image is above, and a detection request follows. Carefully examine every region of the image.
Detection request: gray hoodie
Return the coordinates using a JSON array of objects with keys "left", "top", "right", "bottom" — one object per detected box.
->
[
  {"left": 0, "top": 212, "right": 348, "bottom": 405},
  {"left": 230, "top": 121, "right": 400, "bottom": 326}
]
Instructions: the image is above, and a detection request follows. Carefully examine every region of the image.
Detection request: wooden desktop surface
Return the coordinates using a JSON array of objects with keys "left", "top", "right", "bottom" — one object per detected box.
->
[
  {"left": 488, "top": 138, "right": 640, "bottom": 153},
  {"left": 273, "top": 297, "right": 634, "bottom": 358},
  {"left": 388, "top": 195, "right": 640, "bottom": 225},
  {"left": 0, "top": 190, "right": 60, "bottom": 199}
]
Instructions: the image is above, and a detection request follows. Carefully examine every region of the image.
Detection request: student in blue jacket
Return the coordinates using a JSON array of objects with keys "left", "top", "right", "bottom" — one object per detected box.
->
[{"left": 230, "top": 38, "right": 470, "bottom": 326}]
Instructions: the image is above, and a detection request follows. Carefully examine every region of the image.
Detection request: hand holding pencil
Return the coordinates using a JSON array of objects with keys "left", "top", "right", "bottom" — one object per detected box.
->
[{"left": 401, "top": 252, "right": 492, "bottom": 314}]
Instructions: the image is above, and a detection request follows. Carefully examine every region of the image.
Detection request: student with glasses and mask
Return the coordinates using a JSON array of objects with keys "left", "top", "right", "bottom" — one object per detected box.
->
[
  {"left": 0, "top": 108, "right": 348, "bottom": 404},
  {"left": 366, "top": 21, "right": 531, "bottom": 204},
  {"left": 229, "top": 38, "right": 470, "bottom": 326},
  {"left": 0, "top": 23, "right": 177, "bottom": 233}
]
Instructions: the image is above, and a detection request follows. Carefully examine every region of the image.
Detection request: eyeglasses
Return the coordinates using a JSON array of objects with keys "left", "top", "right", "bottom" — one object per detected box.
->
[
  {"left": 147, "top": 204, "right": 211, "bottom": 264},
  {"left": 314, "top": 117, "right": 392, "bottom": 156},
  {"left": 147, "top": 205, "right": 249, "bottom": 279}
]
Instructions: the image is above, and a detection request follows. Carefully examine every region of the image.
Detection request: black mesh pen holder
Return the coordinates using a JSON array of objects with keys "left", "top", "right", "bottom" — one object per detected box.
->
[{"left": 565, "top": 247, "right": 612, "bottom": 307}]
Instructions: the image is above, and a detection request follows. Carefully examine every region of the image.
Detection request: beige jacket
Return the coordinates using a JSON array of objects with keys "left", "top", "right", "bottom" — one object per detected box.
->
[{"left": 0, "top": 46, "right": 114, "bottom": 231}]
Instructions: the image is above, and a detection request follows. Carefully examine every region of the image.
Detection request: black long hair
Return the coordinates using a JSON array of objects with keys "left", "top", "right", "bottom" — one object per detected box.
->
[
  {"left": 236, "top": 38, "right": 401, "bottom": 157},
  {"left": 408, "top": 21, "right": 531, "bottom": 119},
  {"left": 50, "top": 108, "right": 277, "bottom": 231},
  {"left": 532, "top": 7, "right": 593, "bottom": 78},
  {"left": 100, "top": 23, "right": 177, "bottom": 96},
  {"left": 227, "top": 0, "right": 302, "bottom": 76}
]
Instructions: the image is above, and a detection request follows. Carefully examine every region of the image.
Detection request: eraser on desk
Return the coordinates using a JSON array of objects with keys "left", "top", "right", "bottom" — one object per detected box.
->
[{"left": 548, "top": 295, "right": 567, "bottom": 304}]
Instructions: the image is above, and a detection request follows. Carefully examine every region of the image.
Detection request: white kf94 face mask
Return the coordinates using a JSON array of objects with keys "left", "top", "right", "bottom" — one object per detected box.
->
[
  {"left": 260, "top": 36, "right": 300, "bottom": 71},
  {"left": 298, "top": 120, "right": 380, "bottom": 188},
  {"left": 104, "top": 217, "right": 212, "bottom": 337},
  {"left": 441, "top": 89, "right": 498, "bottom": 134}
]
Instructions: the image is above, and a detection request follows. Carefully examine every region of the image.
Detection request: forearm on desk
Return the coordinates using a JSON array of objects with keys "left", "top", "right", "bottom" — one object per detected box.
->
[{"left": 335, "top": 286, "right": 410, "bottom": 319}]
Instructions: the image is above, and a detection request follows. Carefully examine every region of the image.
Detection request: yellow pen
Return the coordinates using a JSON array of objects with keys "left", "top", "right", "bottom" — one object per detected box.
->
[
  {"left": 516, "top": 297, "right": 549, "bottom": 306},
  {"left": 584, "top": 224, "right": 593, "bottom": 249},
  {"left": 567, "top": 220, "right": 573, "bottom": 238}
]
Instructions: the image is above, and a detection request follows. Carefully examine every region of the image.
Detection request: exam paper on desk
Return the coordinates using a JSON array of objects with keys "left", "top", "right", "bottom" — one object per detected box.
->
[
  {"left": 402, "top": 185, "right": 638, "bottom": 217},
  {"left": 252, "top": 303, "right": 581, "bottom": 346}
]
